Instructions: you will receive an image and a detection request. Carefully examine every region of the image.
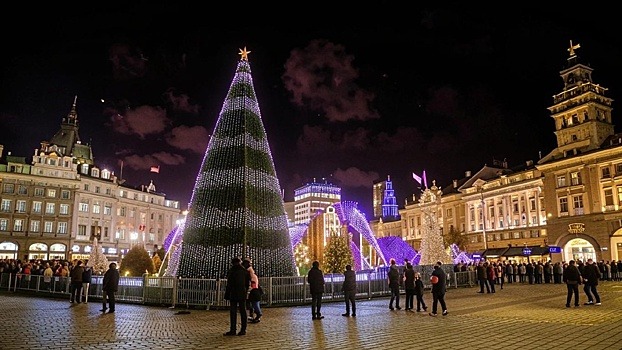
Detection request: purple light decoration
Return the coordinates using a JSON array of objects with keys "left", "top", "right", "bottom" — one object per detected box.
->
[
  {"left": 333, "top": 201, "right": 387, "bottom": 265},
  {"left": 350, "top": 241, "right": 372, "bottom": 271},
  {"left": 450, "top": 243, "right": 473, "bottom": 265},
  {"left": 376, "top": 236, "right": 418, "bottom": 265},
  {"left": 289, "top": 224, "right": 308, "bottom": 247}
]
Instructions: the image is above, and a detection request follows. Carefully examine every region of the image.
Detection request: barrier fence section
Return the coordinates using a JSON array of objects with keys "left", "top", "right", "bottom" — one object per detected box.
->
[{"left": 1, "top": 269, "right": 476, "bottom": 308}]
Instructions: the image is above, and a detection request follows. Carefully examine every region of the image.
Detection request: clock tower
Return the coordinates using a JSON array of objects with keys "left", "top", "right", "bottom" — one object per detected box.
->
[{"left": 539, "top": 41, "right": 615, "bottom": 163}]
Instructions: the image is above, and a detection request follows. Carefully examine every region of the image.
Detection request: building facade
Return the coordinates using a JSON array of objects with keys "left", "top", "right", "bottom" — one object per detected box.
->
[{"left": 0, "top": 99, "right": 181, "bottom": 263}]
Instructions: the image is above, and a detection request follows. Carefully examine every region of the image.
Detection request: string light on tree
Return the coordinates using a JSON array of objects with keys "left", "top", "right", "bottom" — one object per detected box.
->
[
  {"left": 174, "top": 48, "right": 297, "bottom": 279},
  {"left": 417, "top": 180, "right": 451, "bottom": 265}
]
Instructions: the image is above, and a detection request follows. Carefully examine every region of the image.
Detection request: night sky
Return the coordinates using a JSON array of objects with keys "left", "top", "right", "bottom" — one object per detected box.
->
[{"left": 1, "top": 4, "right": 620, "bottom": 217}]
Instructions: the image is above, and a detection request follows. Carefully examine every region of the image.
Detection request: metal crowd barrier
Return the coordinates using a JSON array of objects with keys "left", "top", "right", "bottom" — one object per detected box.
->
[{"left": 2, "top": 269, "right": 477, "bottom": 308}]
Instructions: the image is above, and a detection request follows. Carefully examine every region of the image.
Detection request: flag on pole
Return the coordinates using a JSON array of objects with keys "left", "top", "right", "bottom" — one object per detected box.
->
[
  {"left": 150, "top": 166, "right": 160, "bottom": 173},
  {"left": 412, "top": 172, "right": 422, "bottom": 185},
  {"left": 412, "top": 170, "right": 428, "bottom": 188}
]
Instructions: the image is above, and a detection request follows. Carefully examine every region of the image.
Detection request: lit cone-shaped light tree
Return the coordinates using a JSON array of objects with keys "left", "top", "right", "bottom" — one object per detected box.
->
[
  {"left": 86, "top": 237, "right": 109, "bottom": 275},
  {"left": 175, "top": 48, "right": 297, "bottom": 278},
  {"left": 418, "top": 181, "right": 452, "bottom": 265}
]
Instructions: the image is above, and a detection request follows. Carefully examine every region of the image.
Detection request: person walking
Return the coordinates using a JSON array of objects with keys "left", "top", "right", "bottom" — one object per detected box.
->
[
  {"left": 403, "top": 262, "right": 415, "bottom": 311},
  {"left": 81, "top": 265, "right": 92, "bottom": 303},
  {"left": 582, "top": 258, "right": 602, "bottom": 306},
  {"left": 308, "top": 260, "right": 325, "bottom": 320},
  {"left": 341, "top": 264, "right": 357, "bottom": 317},
  {"left": 429, "top": 261, "right": 448, "bottom": 317},
  {"left": 414, "top": 272, "right": 427, "bottom": 312},
  {"left": 69, "top": 260, "right": 84, "bottom": 303},
  {"left": 563, "top": 260, "right": 581, "bottom": 307},
  {"left": 101, "top": 262, "right": 120, "bottom": 314},
  {"left": 387, "top": 259, "right": 401, "bottom": 310},
  {"left": 224, "top": 257, "right": 251, "bottom": 336}
]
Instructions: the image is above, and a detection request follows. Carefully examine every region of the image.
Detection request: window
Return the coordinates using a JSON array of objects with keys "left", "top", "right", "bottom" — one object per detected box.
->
[
  {"left": 1, "top": 199, "right": 11, "bottom": 212},
  {"left": 92, "top": 203, "right": 101, "bottom": 214},
  {"left": 14, "top": 219, "right": 24, "bottom": 231},
  {"left": 44, "top": 221, "right": 53, "bottom": 233},
  {"left": 18, "top": 185, "right": 28, "bottom": 195},
  {"left": 604, "top": 188, "right": 614, "bottom": 206},
  {"left": 106, "top": 188, "right": 112, "bottom": 195},
  {"left": 79, "top": 203, "right": 89, "bottom": 212},
  {"left": 570, "top": 171, "right": 581, "bottom": 186},
  {"left": 30, "top": 220, "right": 40, "bottom": 233},
  {"left": 556, "top": 175, "right": 566, "bottom": 187},
  {"left": 95, "top": 186, "right": 100, "bottom": 194},
  {"left": 16, "top": 200, "right": 26, "bottom": 213},
  {"left": 78, "top": 225, "right": 87, "bottom": 236},
  {"left": 116, "top": 229, "right": 125, "bottom": 240},
  {"left": 616, "top": 163, "right": 622, "bottom": 175},
  {"left": 0, "top": 219, "right": 8, "bottom": 231},
  {"left": 57, "top": 222, "right": 67, "bottom": 234},
  {"left": 573, "top": 195, "right": 584, "bottom": 209},
  {"left": 104, "top": 205, "right": 112, "bottom": 215},
  {"left": 618, "top": 187, "right": 622, "bottom": 204},
  {"left": 59, "top": 204, "right": 69, "bottom": 215},
  {"left": 559, "top": 197, "right": 568, "bottom": 213},
  {"left": 84, "top": 184, "right": 90, "bottom": 191},
  {"left": 602, "top": 167, "right": 611, "bottom": 178},
  {"left": 45, "top": 203, "right": 55, "bottom": 215},
  {"left": 3, "top": 183, "right": 14, "bottom": 193},
  {"left": 119, "top": 207, "right": 126, "bottom": 216},
  {"left": 104, "top": 227, "right": 109, "bottom": 238},
  {"left": 35, "top": 188, "right": 44, "bottom": 196},
  {"left": 32, "top": 201, "right": 42, "bottom": 214},
  {"left": 61, "top": 190, "right": 71, "bottom": 199},
  {"left": 47, "top": 189, "right": 56, "bottom": 198}
]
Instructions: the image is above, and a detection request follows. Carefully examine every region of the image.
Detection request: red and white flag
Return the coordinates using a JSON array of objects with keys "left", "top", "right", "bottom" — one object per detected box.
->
[{"left": 150, "top": 166, "right": 160, "bottom": 173}]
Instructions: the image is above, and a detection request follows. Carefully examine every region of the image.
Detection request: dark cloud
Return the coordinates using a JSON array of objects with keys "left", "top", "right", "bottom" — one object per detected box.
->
[
  {"left": 282, "top": 39, "right": 379, "bottom": 122},
  {"left": 166, "top": 125, "right": 209, "bottom": 154},
  {"left": 110, "top": 105, "right": 170, "bottom": 139},
  {"left": 332, "top": 167, "right": 379, "bottom": 188}
]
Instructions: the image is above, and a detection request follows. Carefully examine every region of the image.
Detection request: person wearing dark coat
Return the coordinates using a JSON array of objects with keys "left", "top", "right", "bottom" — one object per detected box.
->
[
  {"left": 429, "top": 261, "right": 448, "bottom": 316},
  {"left": 582, "top": 258, "right": 602, "bottom": 305},
  {"left": 101, "top": 262, "right": 119, "bottom": 313},
  {"left": 341, "top": 264, "right": 357, "bottom": 317},
  {"left": 81, "top": 265, "right": 93, "bottom": 303},
  {"left": 224, "top": 257, "right": 251, "bottom": 336},
  {"left": 476, "top": 261, "right": 490, "bottom": 293},
  {"left": 387, "top": 259, "right": 402, "bottom": 310},
  {"left": 414, "top": 272, "right": 427, "bottom": 312},
  {"left": 563, "top": 260, "right": 582, "bottom": 307},
  {"left": 403, "top": 263, "right": 416, "bottom": 311},
  {"left": 307, "top": 260, "right": 325, "bottom": 320},
  {"left": 69, "top": 260, "right": 84, "bottom": 303}
]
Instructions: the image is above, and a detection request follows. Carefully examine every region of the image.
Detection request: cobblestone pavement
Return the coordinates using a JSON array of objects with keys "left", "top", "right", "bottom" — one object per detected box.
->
[{"left": 1, "top": 281, "right": 621, "bottom": 350}]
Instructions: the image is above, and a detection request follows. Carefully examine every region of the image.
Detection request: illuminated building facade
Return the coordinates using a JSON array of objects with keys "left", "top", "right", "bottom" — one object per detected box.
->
[{"left": 293, "top": 179, "right": 341, "bottom": 226}]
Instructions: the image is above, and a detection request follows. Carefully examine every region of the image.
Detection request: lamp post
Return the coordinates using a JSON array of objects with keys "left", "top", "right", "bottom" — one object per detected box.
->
[{"left": 479, "top": 186, "right": 488, "bottom": 251}]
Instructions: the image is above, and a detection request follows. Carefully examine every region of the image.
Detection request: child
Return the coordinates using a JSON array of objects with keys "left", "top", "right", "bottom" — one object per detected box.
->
[
  {"left": 414, "top": 272, "right": 428, "bottom": 312},
  {"left": 248, "top": 280, "right": 263, "bottom": 323}
]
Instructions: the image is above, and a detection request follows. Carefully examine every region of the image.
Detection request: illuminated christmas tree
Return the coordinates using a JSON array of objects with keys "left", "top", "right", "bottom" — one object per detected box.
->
[
  {"left": 86, "top": 237, "right": 109, "bottom": 275},
  {"left": 418, "top": 181, "right": 451, "bottom": 265},
  {"left": 323, "top": 230, "right": 354, "bottom": 274},
  {"left": 176, "top": 48, "right": 297, "bottom": 278}
]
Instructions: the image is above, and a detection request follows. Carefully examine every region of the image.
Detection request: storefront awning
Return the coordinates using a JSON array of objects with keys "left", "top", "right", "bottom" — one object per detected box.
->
[
  {"left": 502, "top": 246, "right": 549, "bottom": 257},
  {"left": 482, "top": 247, "right": 509, "bottom": 257}
]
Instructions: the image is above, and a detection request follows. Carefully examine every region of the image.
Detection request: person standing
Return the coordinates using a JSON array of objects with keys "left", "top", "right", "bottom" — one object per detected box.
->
[
  {"left": 341, "top": 264, "right": 357, "bottom": 317},
  {"left": 308, "top": 260, "right": 325, "bottom": 320},
  {"left": 387, "top": 259, "right": 402, "bottom": 310},
  {"left": 81, "top": 265, "right": 92, "bottom": 303},
  {"left": 43, "top": 263, "right": 53, "bottom": 291},
  {"left": 101, "top": 262, "right": 120, "bottom": 313},
  {"left": 429, "top": 261, "right": 448, "bottom": 316},
  {"left": 563, "top": 260, "right": 581, "bottom": 307},
  {"left": 476, "top": 261, "right": 490, "bottom": 293},
  {"left": 414, "top": 272, "right": 427, "bottom": 312},
  {"left": 69, "top": 260, "right": 84, "bottom": 303},
  {"left": 582, "top": 258, "right": 602, "bottom": 306},
  {"left": 224, "top": 257, "right": 251, "bottom": 336},
  {"left": 248, "top": 280, "right": 263, "bottom": 323},
  {"left": 403, "top": 262, "right": 415, "bottom": 311},
  {"left": 486, "top": 262, "right": 496, "bottom": 293}
]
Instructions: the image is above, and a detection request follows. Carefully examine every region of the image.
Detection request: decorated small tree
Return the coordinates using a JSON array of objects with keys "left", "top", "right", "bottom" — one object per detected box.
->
[
  {"left": 120, "top": 245, "right": 155, "bottom": 277},
  {"left": 294, "top": 243, "right": 311, "bottom": 276},
  {"left": 86, "top": 237, "right": 109, "bottom": 275},
  {"left": 323, "top": 230, "right": 354, "bottom": 274}
]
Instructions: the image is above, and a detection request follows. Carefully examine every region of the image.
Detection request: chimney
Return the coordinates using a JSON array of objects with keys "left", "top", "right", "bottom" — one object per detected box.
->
[
  {"left": 465, "top": 170, "right": 471, "bottom": 177},
  {"left": 453, "top": 179, "right": 458, "bottom": 188}
]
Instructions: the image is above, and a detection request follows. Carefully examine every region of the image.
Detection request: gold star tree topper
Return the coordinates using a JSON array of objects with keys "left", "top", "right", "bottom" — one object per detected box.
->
[{"left": 239, "top": 47, "right": 251, "bottom": 61}]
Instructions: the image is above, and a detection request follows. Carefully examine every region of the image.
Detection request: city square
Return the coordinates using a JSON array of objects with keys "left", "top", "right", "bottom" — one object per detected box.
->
[{"left": 1, "top": 281, "right": 621, "bottom": 350}]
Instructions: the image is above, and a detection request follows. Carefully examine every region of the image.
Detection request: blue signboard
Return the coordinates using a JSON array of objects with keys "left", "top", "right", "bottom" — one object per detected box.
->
[
  {"left": 522, "top": 248, "right": 532, "bottom": 255},
  {"left": 549, "top": 246, "right": 562, "bottom": 253}
]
